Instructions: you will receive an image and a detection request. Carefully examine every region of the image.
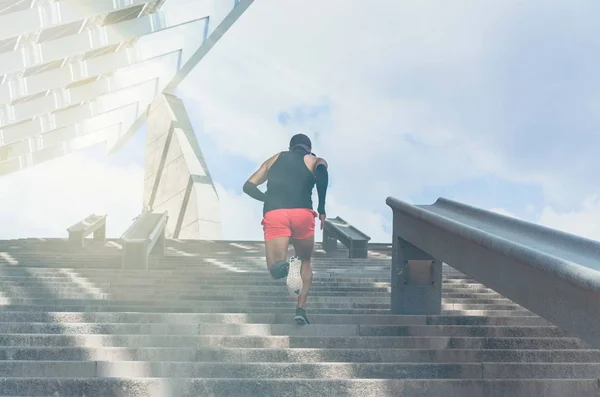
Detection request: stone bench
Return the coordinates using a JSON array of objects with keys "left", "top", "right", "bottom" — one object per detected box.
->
[
  {"left": 66, "top": 214, "right": 107, "bottom": 247},
  {"left": 120, "top": 211, "right": 168, "bottom": 270},
  {"left": 323, "top": 216, "right": 371, "bottom": 259}
]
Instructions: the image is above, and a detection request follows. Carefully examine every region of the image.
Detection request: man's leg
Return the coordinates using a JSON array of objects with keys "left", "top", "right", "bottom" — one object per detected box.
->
[
  {"left": 265, "top": 236, "right": 291, "bottom": 278},
  {"left": 292, "top": 235, "right": 314, "bottom": 310},
  {"left": 262, "top": 210, "right": 292, "bottom": 279},
  {"left": 289, "top": 209, "right": 316, "bottom": 325}
]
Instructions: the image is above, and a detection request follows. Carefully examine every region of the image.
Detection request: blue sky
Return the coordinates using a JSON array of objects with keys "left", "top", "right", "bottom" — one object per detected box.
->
[{"left": 1, "top": 0, "right": 599, "bottom": 242}]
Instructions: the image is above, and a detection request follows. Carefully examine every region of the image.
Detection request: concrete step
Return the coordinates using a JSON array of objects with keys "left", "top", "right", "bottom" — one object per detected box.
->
[
  {"left": 2, "top": 256, "right": 387, "bottom": 263},
  {"left": 0, "top": 268, "right": 394, "bottom": 287},
  {"left": 0, "top": 293, "right": 510, "bottom": 305},
  {"left": 0, "top": 378, "right": 597, "bottom": 397},
  {"left": 0, "top": 293, "right": 398, "bottom": 304},
  {"left": 0, "top": 297, "right": 393, "bottom": 308},
  {"left": 0, "top": 281, "right": 495, "bottom": 295},
  {"left": 0, "top": 287, "right": 395, "bottom": 298},
  {"left": 0, "top": 284, "right": 393, "bottom": 294},
  {"left": 0, "top": 335, "right": 587, "bottom": 349},
  {"left": 0, "top": 312, "right": 552, "bottom": 326},
  {"left": 0, "top": 276, "right": 398, "bottom": 286},
  {"left": 0, "top": 284, "right": 504, "bottom": 298},
  {"left": 1, "top": 361, "right": 600, "bottom": 379},
  {"left": 0, "top": 304, "right": 529, "bottom": 317},
  {"left": 0, "top": 282, "right": 498, "bottom": 295},
  {"left": 0, "top": 295, "right": 516, "bottom": 309},
  {"left": 0, "top": 275, "right": 482, "bottom": 286},
  {"left": 443, "top": 303, "right": 522, "bottom": 311},
  {"left": 2, "top": 260, "right": 388, "bottom": 268},
  {"left": 0, "top": 300, "right": 524, "bottom": 313},
  {"left": 0, "top": 282, "right": 393, "bottom": 293},
  {"left": 0, "top": 265, "right": 389, "bottom": 274},
  {"left": 0, "top": 305, "right": 394, "bottom": 315},
  {"left": 443, "top": 310, "right": 534, "bottom": 317},
  {"left": 0, "top": 323, "right": 568, "bottom": 338},
  {"left": 0, "top": 268, "right": 389, "bottom": 279},
  {"left": 0, "top": 260, "right": 377, "bottom": 268},
  {"left": 3, "top": 347, "right": 599, "bottom": 363},
  {"left": 0, "top": 289, "right": 508, "bottom": 302}
]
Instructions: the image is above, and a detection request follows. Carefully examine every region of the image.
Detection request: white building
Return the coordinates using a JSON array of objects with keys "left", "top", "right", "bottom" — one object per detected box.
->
[{"left": 0, "top": 0, "right": 255, "bottom": 239}]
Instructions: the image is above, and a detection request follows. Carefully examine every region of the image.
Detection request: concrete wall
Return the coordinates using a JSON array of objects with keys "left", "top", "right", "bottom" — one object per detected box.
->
[{"left": 143, "top": 93, "right": 221, "bottom": 239}]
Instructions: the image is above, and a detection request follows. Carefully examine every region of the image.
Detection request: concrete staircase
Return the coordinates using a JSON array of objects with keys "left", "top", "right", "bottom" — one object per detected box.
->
[{"left": 0, "top": 238, "right": 598, "bottom": 396}]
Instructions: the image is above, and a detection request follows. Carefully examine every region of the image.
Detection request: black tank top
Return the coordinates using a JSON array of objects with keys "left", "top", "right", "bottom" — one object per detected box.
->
[{"left": 263, "top": 150, "right": 315, "bottom": 215}]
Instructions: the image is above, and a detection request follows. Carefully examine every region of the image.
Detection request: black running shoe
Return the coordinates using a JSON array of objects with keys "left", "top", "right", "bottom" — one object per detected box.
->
[{"left": 294, "top": 307, "right": 310, "bottom": 325}]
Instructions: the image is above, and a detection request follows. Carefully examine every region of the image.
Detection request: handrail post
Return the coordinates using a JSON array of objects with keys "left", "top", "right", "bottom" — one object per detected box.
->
[
  {"left": 67, "top": 214, "right": 107, "bottom": 248},
  {"left": 93, "top": 222, "right": 106, "bottom": 242},
  {"left": 322, "top": 217, "right": 371, "bottom": 258},
  {"left": 120, "top": 211, "right": 167, "bottom": 270},
  {"left": 68, "top": 230, "right": 85, "bottom": 248},
  {"left": 122, "top": 240, "right": 149, "bottom": 270},
  {"left": 390, "top": 209, "right": 442, "bottom": 315},
  {"left": 322, "top": 227, "right": 338, "bottom": 253},
  {"left": 151, "top": 223, "right": 166, "bottom": 257}
]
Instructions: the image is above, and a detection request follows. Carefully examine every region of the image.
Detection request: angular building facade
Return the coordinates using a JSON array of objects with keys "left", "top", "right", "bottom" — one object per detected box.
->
[{"left": 0, "top": 0, "right": 254, "bottom": 239}]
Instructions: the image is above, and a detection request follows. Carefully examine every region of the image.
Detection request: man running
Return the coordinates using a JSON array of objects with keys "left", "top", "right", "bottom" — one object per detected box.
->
[{"left": 242, "top": 133, "right": 329, "bottom": 325}]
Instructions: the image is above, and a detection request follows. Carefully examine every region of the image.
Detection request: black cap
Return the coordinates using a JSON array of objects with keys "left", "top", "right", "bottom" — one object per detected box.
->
[{"left": 289, "top": 133, "right": 312, "bottom": 152}]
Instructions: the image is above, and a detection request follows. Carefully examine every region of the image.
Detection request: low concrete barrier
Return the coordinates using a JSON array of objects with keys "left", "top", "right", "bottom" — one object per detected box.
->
[
  {"left": 323, "top": 216, "right": 371, "bottom": 259},
  {"left": 120, "top": 211, "right": 168, "bottom": 270},
  {"left": 67, "top": 214, "right": 107, "bottom": 247}
]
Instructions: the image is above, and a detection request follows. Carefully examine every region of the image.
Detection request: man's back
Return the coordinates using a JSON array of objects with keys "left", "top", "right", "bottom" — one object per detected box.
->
[{"left": 263, "top": 151, "right": 316, "bottom": 214}]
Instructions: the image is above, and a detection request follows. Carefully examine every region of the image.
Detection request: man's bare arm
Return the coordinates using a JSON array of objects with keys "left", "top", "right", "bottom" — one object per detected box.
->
[{"left": 242, "top": 154, "right": 279, "bottom": 202}]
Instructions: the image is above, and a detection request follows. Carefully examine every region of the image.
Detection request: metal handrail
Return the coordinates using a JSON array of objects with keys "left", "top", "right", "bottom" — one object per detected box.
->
[{"left": 387, "top": 196, "right": 600, "bottom": 348}]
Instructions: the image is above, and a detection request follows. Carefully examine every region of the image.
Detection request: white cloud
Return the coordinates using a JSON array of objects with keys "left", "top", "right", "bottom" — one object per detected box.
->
[
  {"left": 215, "top": 183, "right": 264, "bottom": 241},
  {"left": 173, "top": 0, "right": 554, "bottom": 240},
  {"left": 0, "top": 150, "right": 144, "bottom": 239},
  {"left": 325, "top": 195, "right": 391, "bottom": 243},
  {"left": 489, "top": 202, "right": 600, "bottom": 243},
  {"left": 538, "top": 196, "right": 600, "bottom": 242},
  {"left": 179, "top": 0, "right": 583, "bottom": 210},
  {"left": 489, "top": 208, "right": 522, "bottom": 220}
]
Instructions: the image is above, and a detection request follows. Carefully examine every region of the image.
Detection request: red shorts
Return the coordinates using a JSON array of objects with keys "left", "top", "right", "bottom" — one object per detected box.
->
[{"left": 261, "top": 208, "right": 317, "bottom": 241}]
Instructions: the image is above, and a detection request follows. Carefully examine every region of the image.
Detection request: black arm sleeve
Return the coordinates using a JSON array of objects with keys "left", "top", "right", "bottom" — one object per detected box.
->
[
  {"left": 243, "top": 181, "right": 266, "bottom": 202},
  {"left": 315, "top": 164, "right": 328, "bottom": 215}
]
